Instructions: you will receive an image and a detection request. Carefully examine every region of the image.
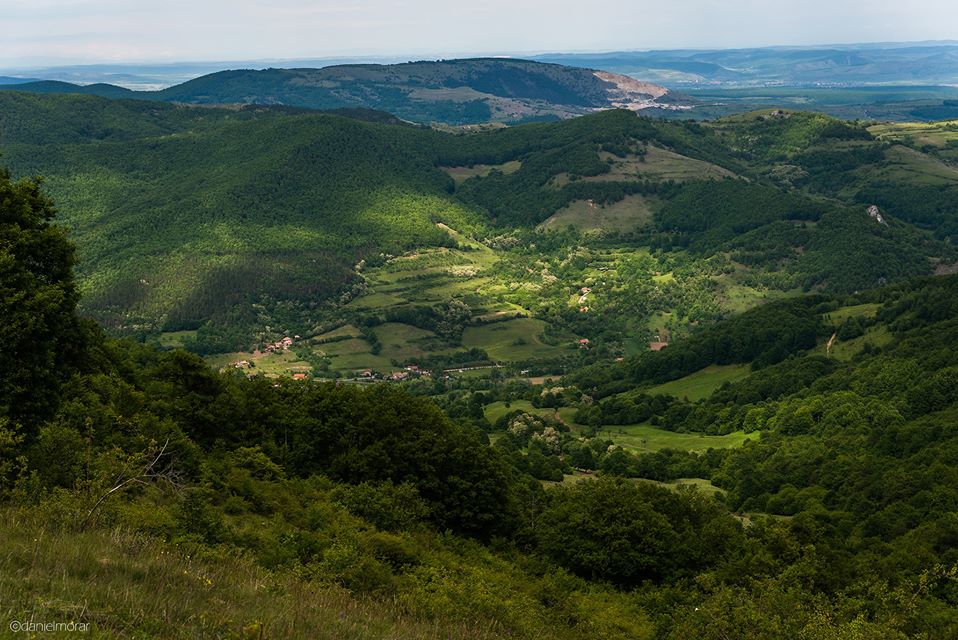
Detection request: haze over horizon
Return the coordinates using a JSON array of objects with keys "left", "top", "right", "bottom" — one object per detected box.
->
[{"left": 4, "top": 0, "right": 958, "bottom": 68}]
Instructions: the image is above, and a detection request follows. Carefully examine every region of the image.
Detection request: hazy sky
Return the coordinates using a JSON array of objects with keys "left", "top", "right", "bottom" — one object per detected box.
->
[{"left": 4, "top": 0, "right": 958, "bottom": 66}]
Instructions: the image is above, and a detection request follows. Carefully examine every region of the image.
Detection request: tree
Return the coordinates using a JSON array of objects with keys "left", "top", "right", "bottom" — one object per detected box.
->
[{"left": 0, "top": 169, "right": 83, "bottom": 429}]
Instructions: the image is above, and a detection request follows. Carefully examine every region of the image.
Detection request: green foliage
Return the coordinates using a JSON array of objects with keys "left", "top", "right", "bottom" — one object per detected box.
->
[
  {"left": 573, "top": 297, "right": 825, "bottom": 397},
  {"left": 538, "top": 477, "right": 743, "bottom": 586},
  {"left": 0, "top": 169, "right": 84, "bottom": 426},
  {"left": 5, "top": 170, "right": 958, "bottom": 638}
]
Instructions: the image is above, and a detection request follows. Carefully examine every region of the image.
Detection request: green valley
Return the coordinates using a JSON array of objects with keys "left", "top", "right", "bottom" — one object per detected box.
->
[
  {"left": 4, "top": 92, "right": 958, "bottom": 638},
  {"left": 2, "top": 93, "right": 954, "bottom": 381}
]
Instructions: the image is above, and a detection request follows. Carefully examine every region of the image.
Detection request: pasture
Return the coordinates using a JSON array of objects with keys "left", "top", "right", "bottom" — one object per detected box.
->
[
  {"left": 539, "top": 194, "right": 657, "bottom": 233},
  {"left": 870, "top": 120, "right": 958, "bottom": 148},
  {"left": 319, "top": 338, "right": 393, "bottom": 372},
  {"left": 373, "top": 322, "right": 450, "bottom": 361},
  {"left": 646, "top": 364, "right": 751, "bottom": 401},
  {"left": 548, "top": 473, "right": 725, "bottom": 497},
  {"left": 484, "top": 400, "right": 560, "bottom": 423},
  {"left": 823, "top": 302, "right": 881, "bottom": 324},
  {"left": 598, "top": 423, "right": 754, "bottom": 454},
  {"left": 442, "top": 160, "right": 522, "bottom": 184},
  {"left": 205, "top": 349, "right": 312, "bottom": 377},
  {"left": 828, "top": 325, "right": 894, "bottom": 361},
  {"left": 462, "top": 318, "right": 569, "bottom": 362},
  {"left": 157, "top": 329, "right": 197, "bottom": 349}
]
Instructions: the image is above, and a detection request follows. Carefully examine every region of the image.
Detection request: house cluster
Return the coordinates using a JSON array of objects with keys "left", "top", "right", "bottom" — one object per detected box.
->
[
  {"left": 230, "top": 360, "right": 253, "bottom": 369},
  {"left": 579, "top": 286, "right": 591, "bottom": 313},
  {"left": 358, "top": 365, "right": 428, "bottom": 382},
  {"left": 263, "top": 335, "right": 298, "bottom": 353}
]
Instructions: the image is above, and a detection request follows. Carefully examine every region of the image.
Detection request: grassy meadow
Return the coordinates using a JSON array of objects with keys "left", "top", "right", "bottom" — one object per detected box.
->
[
  {"left": 646, "top": 364, "right": 751, "bottom": 401},
  {"left": 596, "top": 424, "right": 754, "bottom": 454}
]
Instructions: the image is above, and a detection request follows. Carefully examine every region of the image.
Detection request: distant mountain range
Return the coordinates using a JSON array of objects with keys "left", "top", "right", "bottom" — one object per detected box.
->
[
  {"left": 0, "top": 76, "right": 40, "bottom": 85},
  {"left": 0, "top": 59, "right": 683, "bottom": 125},
  {"left": 533, "top": 42, "right": 958, "bottom": 87}
]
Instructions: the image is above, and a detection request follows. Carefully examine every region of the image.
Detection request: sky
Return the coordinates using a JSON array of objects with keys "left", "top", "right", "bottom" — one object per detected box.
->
[{"left": 3, "top": 0, "right": 958, "bottom": 67}]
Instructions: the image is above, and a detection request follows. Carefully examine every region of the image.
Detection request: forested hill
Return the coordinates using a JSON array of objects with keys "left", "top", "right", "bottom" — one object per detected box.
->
[
  {"left": 0, "top": 58, "right": 683, "bottom": 125},
  {"left": 4, "top": 165, "right": 958, "bottom": 637},
  {"left": 1, "top": 91, "right": 956, "bottom": 356}
]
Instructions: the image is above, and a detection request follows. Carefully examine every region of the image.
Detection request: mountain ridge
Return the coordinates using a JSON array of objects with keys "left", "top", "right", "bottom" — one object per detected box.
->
[{"left": 0, "top": 58, "right": 683, "bottom": 125}]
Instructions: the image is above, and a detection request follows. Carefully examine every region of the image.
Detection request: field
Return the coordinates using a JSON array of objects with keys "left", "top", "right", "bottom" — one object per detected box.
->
[
  {"left": 483, "top": 400, "right": 560, "bottom": 423},
  {"left": 538, "top": 194, "right": 657, "bottom": 233},
  {"left": 596, "top": 423, "right": 754, "bottom": 454},
  {"left": 656, "top": 477, "right": 725, "bottom": 497},
  {"left": 374, "top": 322, "right": 449, "bottom": 361},
  {"left": 314, "top": 324, "right": 364, "bottom": 342},
  {"left": 870, "top": 120, "right": 958, "bottom": 148},
  {"left": 646, "top": 364, "right": 751, "bottom": 401},
  {"left": 320, "top": 338, "right": 393, "bottom": 373},
  {"left": 602, "top": 146, "right": 735, "bottom": 181},
  {"left": 206, "top": 349, "right": 313, "bottom": 377},
  {"left": 549, "top": 146, "right": 736, "bottom": 189},
  {"left": 869, "top": 145, "right": 958, "bottom": 186},
  {"left": 157, "top": 329, "right": 197, "bottom": 349},
  {"left": 823, "top": 302, "right": 881, "bottom": 324},
  {"left": 462, "top": 318, "right": 569, "bottom": 362},
  {"left": 681, "top": 86, "right": 958, "bottom": 121},
  {"left": 547, "top": 404, "right": 755, "bottom": 455},
  {"left": 549, "top": 473, "right": 725, "bottom": 497},
  {"left": 442, "top": 160, "right": 522, "bottom": 184},
  {"left": 828, "top": 325, "right": 894, "bottom": 361}
]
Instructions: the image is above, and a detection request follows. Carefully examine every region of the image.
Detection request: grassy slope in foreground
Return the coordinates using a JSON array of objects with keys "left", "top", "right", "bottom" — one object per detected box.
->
[{"left": 0, "top": 512, "right": 547, "bottom": 640}]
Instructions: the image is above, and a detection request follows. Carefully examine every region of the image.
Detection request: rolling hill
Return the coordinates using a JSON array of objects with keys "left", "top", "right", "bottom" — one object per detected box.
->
[
  {"left": 0, "top": 91, "right": 955, "bottom": 365},
  {"left": 0, "top": 58, "right": 685, "bottom": 125}
]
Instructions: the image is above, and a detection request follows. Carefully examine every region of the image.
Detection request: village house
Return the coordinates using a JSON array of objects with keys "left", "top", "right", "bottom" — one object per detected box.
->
[
  {"left": 578, "top": 338, "right": 591, "bottom": 349},
  {"left": 264, "top": 336, "right": 296, "bottom": 353}
]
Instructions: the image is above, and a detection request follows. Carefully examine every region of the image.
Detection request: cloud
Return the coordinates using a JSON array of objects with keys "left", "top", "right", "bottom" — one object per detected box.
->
[{"left": 2, "top": 0, "right": 956, "bottom": 66}]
